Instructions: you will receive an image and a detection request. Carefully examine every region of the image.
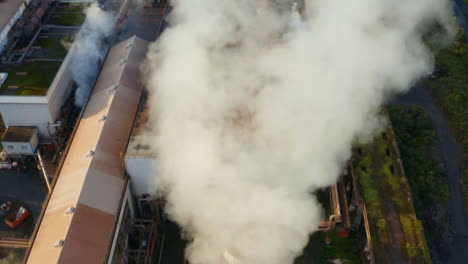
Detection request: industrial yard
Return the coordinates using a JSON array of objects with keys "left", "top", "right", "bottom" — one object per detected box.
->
[{"left": 0, "top": 0, "right": 467, "bottom": 264}]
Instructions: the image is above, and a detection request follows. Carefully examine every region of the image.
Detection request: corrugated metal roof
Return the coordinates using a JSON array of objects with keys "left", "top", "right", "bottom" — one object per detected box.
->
[{"left": 26, "top": 35, "right": 149, "bottom": 264}]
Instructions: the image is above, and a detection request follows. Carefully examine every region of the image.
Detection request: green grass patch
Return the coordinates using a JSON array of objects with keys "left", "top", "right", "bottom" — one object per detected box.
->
[
  {"left": 354, "top": 145, "right": 384, "bottom": 219},
  {"left": 63, "top": 3, "right": 90, "bottom": 12},
  {"left": 295, "top": 230, "right": 360, "bottom": 264},
  {"left": 49, "top": 13, "right": 86, "bottom": 26},
  {"left": 388, "top": 106, "right": 449, "bottom": 209},
  {"left": 400, "top": 215, "right": 431, "bottom": 262},
  {"left": 384, "top": 167, "right": 400, "bottom": 190},
  {"left": 0, "top": 61, "right": 62, "bottom": 96},
  {"left": 376, "top": 138, "right": 389, "bottom": 156},
  {"left": 359, "top": 170, "right": 383, "bottom": 219},
  {"left": 381, "top": 161, "right": 414, "bottom": 214},
  {"left": 323, "top": 230, "right": 360, "bottom": 263},
  {"left": 389, "top": 105, "right": 450, "bottom": 261},
  {"left": 34, "top": 35, "right": 74, "bottom": 59},
  {"left": 425, "top": 29, "right": 468, "bottom": 214},
  {"left": 357, "top": 150, "right": 372, "bottom": 168},
  {"left": 376, "top": 219, "right": 390, "bottom": 244}
]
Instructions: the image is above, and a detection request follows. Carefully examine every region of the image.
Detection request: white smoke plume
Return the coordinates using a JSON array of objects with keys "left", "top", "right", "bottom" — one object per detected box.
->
[
  {"left": 71, "top": 4, "right": 114, "bottom": 107},
  {"left": 145, "top": 0, "right": 454, "bottom": 263}
]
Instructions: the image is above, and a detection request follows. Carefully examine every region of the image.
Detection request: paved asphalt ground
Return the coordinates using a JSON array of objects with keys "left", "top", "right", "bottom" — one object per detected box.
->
[
  {"left": 158, "top": 221, "right": 186, "bottom": 264},
  {"left": 0, "top": 166, "right": 47, "bottom": 228},
  {"left": 390, "top": 84, "right": 468, "bottom": 264}
]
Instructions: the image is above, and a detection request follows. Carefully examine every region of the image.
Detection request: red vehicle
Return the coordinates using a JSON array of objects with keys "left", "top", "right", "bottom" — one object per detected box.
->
[{"left": 5, "top": 206, "right": 29, "bottom": 229}]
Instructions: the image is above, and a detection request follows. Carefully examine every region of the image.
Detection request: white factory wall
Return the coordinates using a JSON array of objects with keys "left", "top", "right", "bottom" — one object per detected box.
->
[
  {"left": 46, "top": 36, "right": 77, "bottom": 121},
  {"left": 2, "top": 134, "right": 38, "bottom": 155},
  {"left": 125, "top": 156, "right": 159, "bottom": 198},
  {"left": 31, "top": 130, "right": 38, "bottom": 151},
  {"left": 46, "top": 65, "right": 73, "bottom": 122},
  {"left": 0, "top": 34, "right": 77, "bottom": 137},
  {"left": 0, "top": 101, "right": 55, "bottom": 136}
]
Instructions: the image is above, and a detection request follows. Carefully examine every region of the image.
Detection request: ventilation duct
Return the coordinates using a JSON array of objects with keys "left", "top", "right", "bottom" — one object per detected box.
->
[
  {"left": 64, "top": 207, "right": 75, "bottom": 215},
  {"left": 54, "top": 240, "right": 64, "bottom": 248},
  {"left": 108, "top": 84, "right": 117, "bottom": 93},
  {"left": 98, "top": 115, "right": 107, "bottom": 122}
]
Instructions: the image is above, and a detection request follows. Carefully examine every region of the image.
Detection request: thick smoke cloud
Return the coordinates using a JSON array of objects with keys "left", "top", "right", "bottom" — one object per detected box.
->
[
  {"left": 145, "top": 0, "right": 454, "bottom": 263},
  {"left": 71, "top": 5, "right": 114, "bottom": 107}
]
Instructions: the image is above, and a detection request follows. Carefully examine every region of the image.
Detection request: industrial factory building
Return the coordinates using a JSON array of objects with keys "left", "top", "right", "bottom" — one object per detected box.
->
[
  {"left": 0, "top": 1, "right": 170, "bottom": 263},
  {"left": 295, "top": 118, "right": 430, "bottom": 264},
  {"left": 3, "top": 1, "right": 431, "bottom": 264},
  {"left": 0, "top": 1, "right": 87, "bottom": 137},
  {"left": 0, "top": 48, "right": 78, "bottom": 137},
  {"left": 26, "top": 35, "right": 153, "bottom": 263}
]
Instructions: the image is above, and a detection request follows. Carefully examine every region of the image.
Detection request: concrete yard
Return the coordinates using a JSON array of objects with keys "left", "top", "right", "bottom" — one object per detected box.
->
[{"left": 0, "top": 165, "right": 47, "bottom": 238}]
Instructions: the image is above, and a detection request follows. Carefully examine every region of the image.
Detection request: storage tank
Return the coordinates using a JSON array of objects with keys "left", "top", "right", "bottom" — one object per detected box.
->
[{"left": 24, "top": 0, "right": 52, "bottom": 37}]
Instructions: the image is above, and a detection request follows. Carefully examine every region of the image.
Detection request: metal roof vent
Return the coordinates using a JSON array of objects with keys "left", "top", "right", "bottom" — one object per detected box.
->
[
  {"left": 98, "top": 115, "right": 107, "bottom": 122},
  {"left": 65, "top": 206, "right": 75, "bottom": 215},
  {"left": 85, "top": 150, "right": 94, "bottom": 157},
  {"left": 54, "top": 240, "right": 64, "bottom": 248},
  {"left": 126, "top": 42, "right": 134, "bottom": 48},
  {"left": 120, "top": 58, "right": 127, "bottom": 65},
  {"left": 108, "top": 84, "right": 117, "bottom": 93}
]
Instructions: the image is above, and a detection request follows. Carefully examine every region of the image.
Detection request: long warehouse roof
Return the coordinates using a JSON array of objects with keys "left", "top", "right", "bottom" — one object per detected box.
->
[{"left": 26, "top": 35, "right": 149, "bottom": 264}]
